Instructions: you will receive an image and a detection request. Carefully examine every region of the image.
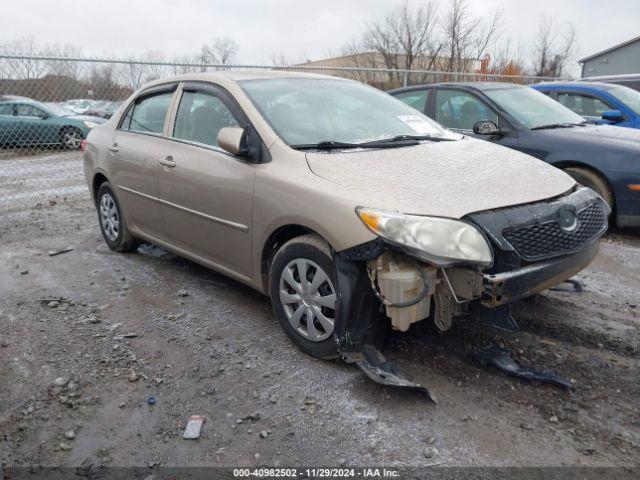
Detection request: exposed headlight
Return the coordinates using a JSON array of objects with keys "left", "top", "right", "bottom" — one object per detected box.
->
[
  {"left": 83, "top": 121, "right": 99, "bottom": 129},
  {"left": 356, "top": 207, "right": 493, "bottom": 267}
]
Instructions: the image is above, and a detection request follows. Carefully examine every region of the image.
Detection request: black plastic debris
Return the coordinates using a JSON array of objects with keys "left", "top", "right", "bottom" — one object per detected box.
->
[
  {"left": 473, "top": 345, "right": 573, "bottom": 390},
  {"left": 550, "top": 278, "right": 583, "bottom": 293},
  {"left": 476, "top": 304, "right": 520, "bottom": 333},
  {"left": 352, "top": 345, "right": 438, "bottom": 403}
]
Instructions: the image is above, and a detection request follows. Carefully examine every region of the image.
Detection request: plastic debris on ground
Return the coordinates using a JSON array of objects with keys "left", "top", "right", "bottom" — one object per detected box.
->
[{"left": 183, "top": 415, "right": 205, "bottom": 439}]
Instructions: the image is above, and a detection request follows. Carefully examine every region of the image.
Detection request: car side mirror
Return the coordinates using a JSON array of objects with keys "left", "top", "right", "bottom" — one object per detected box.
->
[
  {"left": 473, "top": 120, "right": 501, "bottom": 135},
  {"left": 602, "top": 109, "right": 623, "bottom": 122},
  {"left": 217, "top": 127, "right": 248, "bottom": 156},
  {"left": 40, "top": 113, "right": 49, "bottom": 120}
]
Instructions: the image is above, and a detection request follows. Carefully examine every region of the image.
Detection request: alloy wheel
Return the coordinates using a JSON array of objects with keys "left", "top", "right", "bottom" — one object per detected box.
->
[{"left": 63, "top": 129, "right": 83, "bottom": 149}]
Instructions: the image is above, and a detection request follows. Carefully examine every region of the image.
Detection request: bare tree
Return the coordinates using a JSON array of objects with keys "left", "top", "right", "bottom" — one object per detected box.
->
[
  {"left": 270, "top": 51, "right": 292, "bottom": 67},
  {"left": 141, "top": 50, "right": 167, "bottom": 81},
  {"left": 89, "top": 63, "right": 117, "bottom": 99},
  {"left": 487, "top": 40, "right": 527, "bottom": 80},
  {"left": 0, "top": 36, "right": 46, "bottom": 80},
  {"left": 351, "top": 0, "right": 442, "bottom": 87},
  {"left": 42, "top": 42, "right": 83, "bottom": 79},
  {"left": 442, "top": 0, "right": 504, "bottom": 74},
  {"left": 121, "top": 56, "right": 146, "bottom": 91},
  {"left": 201, "top": 37, "right": 238, "bottom": 68},
  {"left": 531, "top": 16, "right": 576, "bottom": 78},
  {"left": 364, "top": 1, "right": 441, "bottom": 78},
  {"left": 169, "top": 54, "right": 205, "bottom": 74}
]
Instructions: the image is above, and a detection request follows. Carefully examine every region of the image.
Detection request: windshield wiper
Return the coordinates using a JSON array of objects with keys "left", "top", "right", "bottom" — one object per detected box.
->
[
  {"left": 364, "top": 134, "right": 456, "bottom": 144},
  {"left": 292, "top": 139, "right": 418, "bottom": 150},
  {"left": 291, "top": 134, "right": 453, "bottom": 151},
  {"left": 531, "top": 122, "right": 586, "bottom": 130}
]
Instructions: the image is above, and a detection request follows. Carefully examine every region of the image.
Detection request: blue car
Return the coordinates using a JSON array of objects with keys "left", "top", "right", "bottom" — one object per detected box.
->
[
  {"left": 389, "top": 82, "right": 640, "bottom": 227},
  {"left": 0, "top": 98, "right": 106, "bottom": 149},
  {"left": 532, "top": 82, "right": 640, "bottom": 129}
]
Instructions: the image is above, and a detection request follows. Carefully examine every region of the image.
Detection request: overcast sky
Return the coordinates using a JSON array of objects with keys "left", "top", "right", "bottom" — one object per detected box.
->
[{"left": 3, "top": 0, "right": 639, "bottom": 73}]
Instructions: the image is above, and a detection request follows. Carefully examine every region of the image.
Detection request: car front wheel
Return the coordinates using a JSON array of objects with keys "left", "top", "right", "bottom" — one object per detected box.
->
[
  {"left": 96, "top": 182, "right": 138, "bottom": 252},
  {"left": 269, "top": 234, "right": 339, "bottom": 359}
]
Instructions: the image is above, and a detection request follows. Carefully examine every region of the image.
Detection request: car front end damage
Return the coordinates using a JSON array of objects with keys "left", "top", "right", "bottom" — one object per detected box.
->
[{"left": 332, "top": 186, "right": 610, "bottom": 399}]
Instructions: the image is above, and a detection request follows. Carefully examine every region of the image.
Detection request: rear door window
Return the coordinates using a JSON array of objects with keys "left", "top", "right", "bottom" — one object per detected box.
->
[
  {"left": 173, "top": 91, "right": 239, "bottom": 148},
  {"left": 121, "top": 92, "right": 173, "bottom": 134}
]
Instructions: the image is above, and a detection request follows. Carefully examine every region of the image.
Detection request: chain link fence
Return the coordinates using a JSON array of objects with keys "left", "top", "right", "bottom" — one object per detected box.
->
[
  {"left": 0, "top": 55, "right": 559, "bottom": 213},
  {"left": 0, "top": 54, "right": 559, "bottom": 158}
]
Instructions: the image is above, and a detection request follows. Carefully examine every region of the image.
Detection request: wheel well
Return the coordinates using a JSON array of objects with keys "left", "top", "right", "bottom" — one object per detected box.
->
[
  {"left": 92, "top": 173, "right": 109, "bottom": 203},
  {"left": 260, "top": 224, "right": 319, "bottom": 291},
  {"left": 554, "top": 161, "right": 616, "bottom": 208},
  {"left": 60, "top": 125, "right": 82, "bottom": 134}
]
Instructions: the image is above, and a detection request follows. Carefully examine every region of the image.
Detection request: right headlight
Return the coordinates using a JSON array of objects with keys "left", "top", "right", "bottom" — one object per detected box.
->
[{"left": 356, "top": 207, "right": 493, "bottom": 267}]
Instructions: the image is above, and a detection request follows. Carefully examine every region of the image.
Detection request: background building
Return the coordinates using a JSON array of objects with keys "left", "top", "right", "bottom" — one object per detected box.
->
[{"left": 580, "top": 35, "right": 640, "bottom": 77}]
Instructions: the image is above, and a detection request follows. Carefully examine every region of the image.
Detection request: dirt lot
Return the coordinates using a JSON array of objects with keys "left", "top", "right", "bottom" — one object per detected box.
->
[{"left": 1, "top": 152, "right": 639, "bottom": 472}]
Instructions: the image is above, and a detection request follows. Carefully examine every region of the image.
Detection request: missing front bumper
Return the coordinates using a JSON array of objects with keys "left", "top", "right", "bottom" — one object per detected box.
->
[{"left": 482, "top": 241, "right": 600, "bottom": 308}]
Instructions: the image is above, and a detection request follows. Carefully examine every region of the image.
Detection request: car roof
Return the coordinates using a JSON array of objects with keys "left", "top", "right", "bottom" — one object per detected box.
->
[
  {"left": 533, "top": 81, "right": 620, "bottom": 90},
  {"left": 388, "top": 82, "right": 526, "bottom": 94},
  {"left": 144, "top": 69, "right": 340, "bottom": 86},
  {"left": 580, "top": 73, "right": 640, "bottom": 81},
  {"left": 0, "top": 95, "right": 38, "bottom": 103}
]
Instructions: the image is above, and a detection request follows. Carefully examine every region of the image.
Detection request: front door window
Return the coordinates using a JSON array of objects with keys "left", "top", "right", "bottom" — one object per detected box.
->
[{"left": 173, "top": 91, "right": 239, "bottom": 148}]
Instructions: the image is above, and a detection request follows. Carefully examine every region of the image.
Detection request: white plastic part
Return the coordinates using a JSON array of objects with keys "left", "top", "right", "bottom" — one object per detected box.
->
[{"left": 376, "top": 258, "right": 436, "bottom": 332}]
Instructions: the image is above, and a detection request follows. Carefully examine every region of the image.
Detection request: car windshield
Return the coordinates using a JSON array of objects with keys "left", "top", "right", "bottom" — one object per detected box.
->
[
  {"left": 603, "top": 84, "right": 640, "bottom": 115},
  {"left": 240, "top": 78, "right": 458, "bottom": 147},
  {"left": 485, "top": 86, "right": 586, "bottom": 129}
]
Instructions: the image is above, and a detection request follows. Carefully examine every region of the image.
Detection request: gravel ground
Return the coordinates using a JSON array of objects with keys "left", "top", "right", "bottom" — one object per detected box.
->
[{"left": 1, "top": 152, "right": 639, "bottom": 472}]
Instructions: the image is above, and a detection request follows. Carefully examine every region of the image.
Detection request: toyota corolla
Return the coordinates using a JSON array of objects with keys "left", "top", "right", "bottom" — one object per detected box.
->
[{"left": 83, "top": 71, "right": 609, "bottom": 393}]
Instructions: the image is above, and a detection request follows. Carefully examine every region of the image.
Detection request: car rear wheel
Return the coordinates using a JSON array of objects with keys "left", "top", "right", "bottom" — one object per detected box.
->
[
  {"left": 96, "top": 182, "right": 139, "bottom": 252},
  {"left": 60, "top": 127, "right": 84, "bottom": 150},
  {"left": 564, "top": 167, "right": 614, "bottom": 209},
  {"left": 269, "top": 234, "right": 339, "bottom": 359}
]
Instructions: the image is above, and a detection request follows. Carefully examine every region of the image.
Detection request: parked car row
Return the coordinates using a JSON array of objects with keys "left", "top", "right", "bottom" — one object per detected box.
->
[
  {"left": 0, "top": 97, "right": 107, "bottom": 149},
  {"left": 62, "top": 99, "right": 122, "bottom": 118},
  {"left": 389, "top": 81, "right": 640, "bottom": 228},
  {"left": 83, "top": 71, "right": 619, "bottom": 390}
]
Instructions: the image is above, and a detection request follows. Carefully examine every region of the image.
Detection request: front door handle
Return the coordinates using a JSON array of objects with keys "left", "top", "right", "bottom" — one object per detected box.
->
[
  {"left": 158, "top": 156, "right": 176, "bottom": 168},
  {"left": 108, "top": 143, "right": 119, "bottom": 153}
]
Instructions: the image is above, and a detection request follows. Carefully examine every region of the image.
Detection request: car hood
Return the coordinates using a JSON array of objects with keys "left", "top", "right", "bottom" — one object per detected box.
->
[
  {"left": 533, "top": 123, "right": 640, "bottom": 149},
  {"left": 305, "top": 137, "right": 575, "bottom": 219}
]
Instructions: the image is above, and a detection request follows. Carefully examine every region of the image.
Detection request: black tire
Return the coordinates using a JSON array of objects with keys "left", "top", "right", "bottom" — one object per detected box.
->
[
  {"left": 565, "top": 167, "right": 614, "bottom": 209},
  {"left": 269, "top": 234, "right": 339, "bottom": 360},
  {"left": 59, "top": 126, "right": 84, "bottom": 150},
  {"left": 96, "top": 182, "right": 139, "bottom": 252}
]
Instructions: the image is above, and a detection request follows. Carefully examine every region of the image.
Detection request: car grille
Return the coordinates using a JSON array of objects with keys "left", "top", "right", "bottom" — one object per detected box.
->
[{"left": 502, "top": 202, "right": 607, "bottom": 262}]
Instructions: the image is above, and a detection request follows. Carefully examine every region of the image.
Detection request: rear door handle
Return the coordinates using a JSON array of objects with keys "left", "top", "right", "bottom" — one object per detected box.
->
[
  {"left": 158, "top": 156, "right": 176, "bottom": 168},
  {"left": 108, "top": 144, "right": 119, "bottom": 153}
]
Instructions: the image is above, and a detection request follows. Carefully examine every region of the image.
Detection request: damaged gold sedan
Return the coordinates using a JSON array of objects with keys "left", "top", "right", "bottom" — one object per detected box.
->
[{"left": 83, "top": 71, "right": 609, "bottom": 397}]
